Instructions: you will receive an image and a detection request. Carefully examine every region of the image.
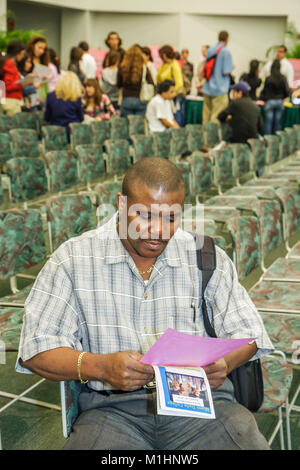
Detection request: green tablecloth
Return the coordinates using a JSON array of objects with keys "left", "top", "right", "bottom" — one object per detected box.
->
[{"left": 185, "top": 99, "right": 300, "bottom": 129}]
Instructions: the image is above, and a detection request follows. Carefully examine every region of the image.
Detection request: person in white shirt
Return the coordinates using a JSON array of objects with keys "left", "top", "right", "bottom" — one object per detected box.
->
[
  {"left": 261, "top": 45, "right": 294, "bottom": 89},
  {"left": 78, "top": 41, "right": 97, "bottom": 79},
  {"left": 146, "top": 80, "right": 180, "bottom": 132}
]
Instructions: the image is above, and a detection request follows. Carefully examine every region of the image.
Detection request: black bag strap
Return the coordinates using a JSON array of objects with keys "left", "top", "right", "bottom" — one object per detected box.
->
[{"left": 189, "top": 233, "right": 217, "bottom": 338}]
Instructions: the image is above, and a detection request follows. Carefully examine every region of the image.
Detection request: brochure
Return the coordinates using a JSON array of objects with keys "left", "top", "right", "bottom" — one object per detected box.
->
[{"left": 153, "top": 365, "right": 215, "bottom": 419}]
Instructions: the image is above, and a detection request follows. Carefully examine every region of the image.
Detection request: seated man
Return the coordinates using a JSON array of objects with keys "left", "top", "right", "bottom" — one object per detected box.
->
[
  {"left": 218, "top": 81, "right": 264, "bottom": 144},
  {"left": 16, "top": 157, "right": 273, "bottom": 450},
  {"left": 146, "top": 79, "right": 180, "bottom": 132}
]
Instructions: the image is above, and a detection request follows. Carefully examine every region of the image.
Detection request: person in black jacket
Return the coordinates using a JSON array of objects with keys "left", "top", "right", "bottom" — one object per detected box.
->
[
  {"left": 240, "top": 60, "right": 262, "bottom": 101},
  {"left": 217, "top": 81, "right": 264, "bottom": 144},
  {"left": 260, "top": 59, "right": 290, "bottom": 135}
]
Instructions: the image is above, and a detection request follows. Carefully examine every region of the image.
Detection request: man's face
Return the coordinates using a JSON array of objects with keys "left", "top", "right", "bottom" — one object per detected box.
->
[
  {"left": 117, "top": 183, "right": 185, "bottom": 259},
  {"left": 162, "top": 86, "right": 176, "bottom": 101},
  {"left": 181, "top": 50, "right": 189, "bottom": 61},
  {"left": 233, "top": 89, "right": 243, "bottom": 100},
  {"left": 108, "top": 34, "right": 120, "bottom": 50},
  {"left": 276, "top": 47, "right": 286, "bottom": 61}
]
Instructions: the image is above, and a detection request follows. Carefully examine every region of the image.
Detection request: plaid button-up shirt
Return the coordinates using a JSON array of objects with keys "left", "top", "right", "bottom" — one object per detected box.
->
[{"left": 16, "top": 214, "right": 273, "bottom": 391}]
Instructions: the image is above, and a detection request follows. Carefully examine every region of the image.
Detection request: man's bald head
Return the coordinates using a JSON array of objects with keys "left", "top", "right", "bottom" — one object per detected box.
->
[{"left": 122, "top": 157, "right": 186, "bottom": 200}]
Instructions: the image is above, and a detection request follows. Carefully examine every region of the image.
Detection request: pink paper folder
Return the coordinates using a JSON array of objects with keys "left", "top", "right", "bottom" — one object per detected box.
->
[{"left": 141, "top": 329, "right": 255, "bottom": 367}]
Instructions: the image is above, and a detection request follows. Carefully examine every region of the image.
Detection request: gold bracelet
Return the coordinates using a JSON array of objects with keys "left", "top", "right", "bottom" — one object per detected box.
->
[{"left": 77, "top": 351, "right": 88, "bottom": 384}]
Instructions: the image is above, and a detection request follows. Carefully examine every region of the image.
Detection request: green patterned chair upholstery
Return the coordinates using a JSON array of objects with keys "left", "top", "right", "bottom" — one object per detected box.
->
[
  {"left": 104, "top": 139, "right": 131, "bottom": 174},
  {"left": 293, "top": 124, "right": 300, "bottom": 150},
  {"left": 212, "top": 146, "right": 234, "bottom": 193},
  {"left": 6, "top": 158, "right": 48, "bottom": 203},
  {"left": 188, "top": 151, "right": 213, "bottom": 197},
  {"left": 46, "top": 193, "right": 96, "bottom": 253},
  {"left": 170, "top": 128, "right": 189, "bottom": 158},
  {"left": 94, "top": 180, "right": 122, "bottom": 225},
  {"left": 185, "top": 124, "right": 204, "bottom": 153},
  {"left": 0, "top": 132, "right": 12, "bottom": 168},
  {"left": 44, "top": 150, "right": 78, "bottom": 192},
  {"left": 12, "top": 112, "right": 39, "bottom": 131},
  {"left": 264, "top": 135, "right": 280, "bottom": 165},
  {"left": 276, "top": 130, "right": 290, "bottom": 160},
  {"left": 69, "top": 123, "right": 93, "bottom": 148},
  {"left": 0, "top": 116, "right": 8, "bottom": 133},
  {"left": 0, "top": 208, "right": 47, "bottom": 307},
  {"left": 127, "top": 115, "right": 146, "bottom": 136},
  {"left": 204, "top": 122, "right": 220, "bottom": 148},
  {"left": 75, "top": 144, "right": 106, "bottom": 184},
  {"left": 9, "top": 128, "right": 40, "bottom": 158},
  {"left": 0, "top": 307, "right": 24, "bottom": 350},
  {"left": 257, "top": 354, "right": 293, "bottom": 449},
  {"left": 175, "top": 161, "right": 191, "bottom": 199},
  {"left": 151, "top": 132, "right": 171, "bottom": 159},
  {"left": 60, "top": 380, "right": 83, "bottom": 438},
  {"left": 284, "top": 127, "right": 298, "bottom": 155},
  {"left": 0, "top": 177, "right": 3, "bottom": 206},
  {"left": 288, "top": 240, "right": 300, "bottom": 259},
  {"left": 110, "top": 116, "right": 129, "bottom": 140},
  {"left": 228, "top": 143, "right": 251, "bottom": 183},
  {"left": 130, "top": 134, "right": 155, "bottom": 162},
  {"left": 91, "top": 120, "right": 111, "bottom": 147},
  {"left": 247, "top": 138, "right": 266, "bottom": 174},
  {"left": 41, "top": 125, "right": 69, "bottom": 152}
]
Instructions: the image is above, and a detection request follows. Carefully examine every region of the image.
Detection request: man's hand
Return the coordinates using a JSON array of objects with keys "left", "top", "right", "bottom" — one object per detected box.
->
[
  {"left": 203, "top": 358, "right": 229, "bottom": 389},
  {"left": 100, "top": 350, "right": 154, "bottom": 392}
]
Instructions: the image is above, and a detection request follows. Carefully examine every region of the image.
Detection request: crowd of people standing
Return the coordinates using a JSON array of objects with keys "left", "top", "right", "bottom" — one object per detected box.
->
[{"left": 0, "top": 29, "right": 296, "bottom": 142}]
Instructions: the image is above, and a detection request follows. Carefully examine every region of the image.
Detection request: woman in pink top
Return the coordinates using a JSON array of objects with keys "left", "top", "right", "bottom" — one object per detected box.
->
[{"left": 83, "top": 78, "right": 116, "bottom": 120}]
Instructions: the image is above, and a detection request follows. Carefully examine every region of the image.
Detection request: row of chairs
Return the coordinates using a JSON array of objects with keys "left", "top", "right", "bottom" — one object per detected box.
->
[{"left": 1, "top": 123, "right": 299, "bottom": 207}]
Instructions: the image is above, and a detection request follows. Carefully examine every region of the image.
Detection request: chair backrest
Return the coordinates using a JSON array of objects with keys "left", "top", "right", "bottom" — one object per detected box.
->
[
  {"left": 212, "top": 146, "right": 234, "bottom": 190},
  {"left": 185, "top": 124, "right": 204, "bottom": 153},
  {"left": 275, "top": 130, "right": 290, "bottom": 159},
  {"left": 60, "top": 380, "right": 83, "bottom": 439},
  {"left": 0, "top": 307, "right": 25, "bottom": 352},
  {"left": 9, "top": 128, "right": 39, "bottom": 158},
  {"left": 226, "top": 215, "right": 262, "bottom": 281},
  {"left": 94, "top": 180, "right": 122, "bottom": 224},
  {"left": 6, "top": 158, "right": 48, "bottom": 202},
  {"left": 247, "top": 138, "right": 266, "bottom": 172},
  {"left": 12, "top": 112, "right": 39, "bottom": 131},
  {"left": 75, "top": 144, "right": 106, "bottom": 183},
  {"left": 69, "top": 122, "right": 93, "bottom": 148},
  {"left": 264, "top": 134, "right": 280, "bottom": 165},
  {"left": 204, "top": 122, "right": 220, "bottom": 147},
  {"left": 151, "top": 131, "right": 171, "bottom": 159},
  {"left": 293, "top": 124, "right": 300, "bottom": 150},
  {"left": 175, "top": 161, "right": 191, "bottom": 198},
  {"left": 104, "top": 139, "right": 131, "bottom": 174},
  {"left": 110, "top": 116, "right": 129, "bottom": 140},
  {"left": 170, "top": 128, "right": 188, "bottom": 156},
  {"left": 284, "top": 127, "right": 298, "bottom": 155},
  {"left": 0, "top": 176, "right": 2, "bottom": 206},
  {"left": 225, "top": 185, "right": 277, "bottom": 200},
  {"left": 188, "top": 151, "right": 213, "bottom": 195},
  {"left": 228, "top": 143, "right": 250, "bottom": 180},
  {"left": 46, "top": 193, "right": 96, "bottom": 252},
  {"left": 130, "top": 134, "right": 154, "bottom": 162},
  {"left": 127, "top": 114, "right": 145, "bottom": 136},
  {"left": 44, "top": 150, "right": 78, "bottom": 192},
  {"left": 42, "top": 125, "right": 68, "bottom": 152},
  {"left": 275, "top": 186, "right": 300, "bottom": 241},
  {"left": 91, "top": 120, "right": 111, "bottom": 146},
  {"left": 0, "top": 132, "right": 12, "bottom": 168},
  {"left": 0, "top": 208, "right": 46, "bottom": 280}
]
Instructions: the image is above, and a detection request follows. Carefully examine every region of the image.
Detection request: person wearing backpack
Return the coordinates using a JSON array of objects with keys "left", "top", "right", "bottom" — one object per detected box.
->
[
  {"left": 17, "top": 157, "right": 273, "bottom": 450},
  {"left": 202, "top": 31, "right": 233, "bottom": 124}
]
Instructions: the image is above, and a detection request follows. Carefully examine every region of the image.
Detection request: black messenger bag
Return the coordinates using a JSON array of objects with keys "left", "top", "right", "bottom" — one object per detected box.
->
[{"left": 190, "top": 233, "right": 264, "bottom": 412}]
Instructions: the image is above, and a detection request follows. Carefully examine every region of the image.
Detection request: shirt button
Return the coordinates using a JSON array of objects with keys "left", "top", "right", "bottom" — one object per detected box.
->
[{"left": 144, "top": 293, "right": 148, "bottom": 299}]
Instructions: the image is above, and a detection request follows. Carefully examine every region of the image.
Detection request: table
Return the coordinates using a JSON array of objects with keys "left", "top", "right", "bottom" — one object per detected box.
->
[{"left": 185, "top": 98, "right": 300, "bottom": 130}]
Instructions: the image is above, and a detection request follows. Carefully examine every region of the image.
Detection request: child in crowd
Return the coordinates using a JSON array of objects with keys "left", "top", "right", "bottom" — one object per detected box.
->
[
  {"left": 18, "top": 53, "right": 41, "bottom": 111},
  {"left": 146, "top": 79, "right": 179, "bottom": 132},
  {"left": 83, "top": 78, "right": 116, "bottom": 120}
]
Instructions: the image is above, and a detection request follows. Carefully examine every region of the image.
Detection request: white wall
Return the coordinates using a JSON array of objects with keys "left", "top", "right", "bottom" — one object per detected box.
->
[{"left": 7, "top": 0, "right": 61, "bottom": 54}]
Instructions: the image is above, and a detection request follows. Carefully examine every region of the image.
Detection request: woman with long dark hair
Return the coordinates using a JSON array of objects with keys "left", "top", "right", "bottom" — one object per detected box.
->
[
  {"left": 240, "top": 60, "right": 262, "bottom": 100},
  {"left": 68, "top": 47, "right": 85, "bottom": 84},
  {"left": 157, "top": 45, "right": 183, "bottom": 94},
  {"left": 260, "top": 59, "right": 290, "bottom": 135},
  {"left": 117, "top": 44, "right": 154, "bottom": 117},
  {"left": 0, "top": 39, "right": 32, "bottom": 115},
  {"left": 26, "top": 35, "right": 50, "bottom": 67},
  {"left": 83, "top": 78, "right": 115, "bottom": 120}
]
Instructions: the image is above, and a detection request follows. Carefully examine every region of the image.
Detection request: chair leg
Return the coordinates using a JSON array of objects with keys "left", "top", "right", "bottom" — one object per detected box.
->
[
  {"left": 285, "top": 397, "right": 292, "bottom": 450},
  {"left": 278, "top": 407, "right": 285, "bottom": 450}
]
